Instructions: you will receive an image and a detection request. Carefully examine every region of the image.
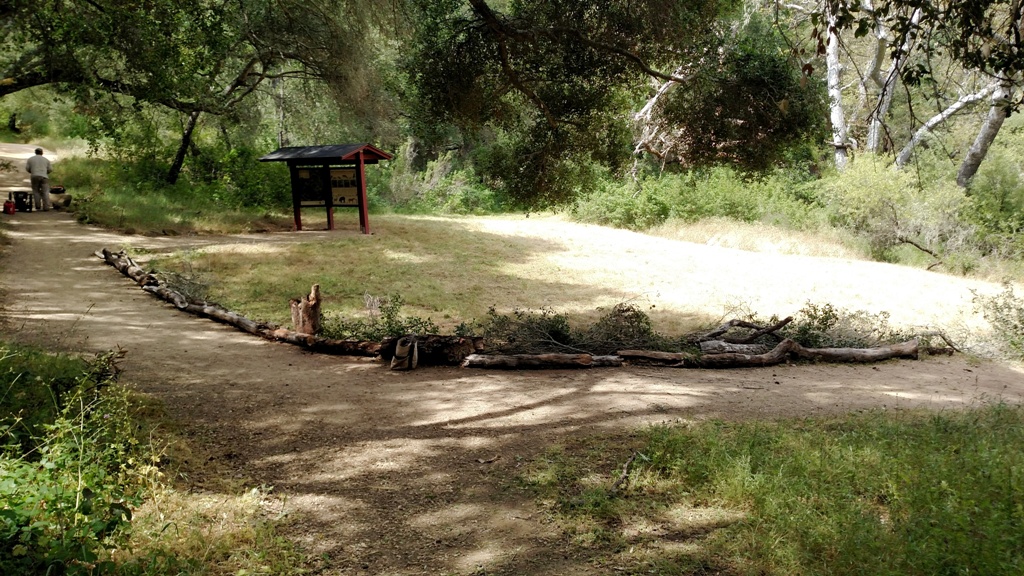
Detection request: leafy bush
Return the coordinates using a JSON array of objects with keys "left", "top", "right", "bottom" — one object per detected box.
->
[
  {"left": 779, "top": 302, "right": 911, "bottom": 349},
  {"left": 822, "top": 161, "right": 975, "bottom": 262},
  {"left": 374, "top": 141, "right": 502, "bottom": 214},
  {"left": 974, "top": 283, "right": 1024, "bottom": 359},
  {"left": 712, "top": 302, "right": 913, "bottom": 349},
  {"left": 467, "top": 307, "right": 578, "bottom": 354},
  {"left": 321, "top": 294, "right": 439, "bottom": 341},
  {"left": 572, "top": 166, "right": 824, "bottom": 231},
  {"left": 466, "top": 303, "right": 682, "bottom": 355},
  {"left": 965, "top": 148, "right": 1024, "bottom": 258},
  {"left": 0, "top": 345, "right": 156, "bottom": 575}
]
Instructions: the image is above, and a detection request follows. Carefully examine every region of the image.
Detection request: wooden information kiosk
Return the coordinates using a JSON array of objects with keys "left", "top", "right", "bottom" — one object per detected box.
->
[{"left": 259, "top": 144, "right": 393, "bottom": 233}]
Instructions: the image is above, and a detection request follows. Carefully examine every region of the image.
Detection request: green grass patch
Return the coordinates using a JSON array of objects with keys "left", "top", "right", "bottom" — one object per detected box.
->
[
  {"left": 526, "top": 405, "right": 1024, "bottom": 575},
  {"left": 57, "top": 156, "right": 295, "bottom": 235},
  {"left": 149, "top": 215, "right": 580, "bottom": 332}
]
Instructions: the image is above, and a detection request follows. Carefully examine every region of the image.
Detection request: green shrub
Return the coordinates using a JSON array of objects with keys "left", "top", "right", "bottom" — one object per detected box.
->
[
  {"left": 572, "top": 166, "right": 825, "bottom": 231},
  {"left": 321, "top": 294, "right": 439, "bottom": 341},
  {"left": 823, "top": 160, "right": 974, "bottom": 262},
  {"left": 374, "top": 141, "right": 502, "bottom": 214},
  {"left": 464, "top": 303, "right": 683, "bottom": 355},
  {"left": 570, "top": 178, "right": 671, "bottom": 230},
  {"left": 0, "top": 345, "right": 155, "bottom": 575},
  {"left": 974, "top": 283, "right": 1024, "bottom": 359},
  {"left": 964, "top": 149, "right": 1024, "bottom": 257}
]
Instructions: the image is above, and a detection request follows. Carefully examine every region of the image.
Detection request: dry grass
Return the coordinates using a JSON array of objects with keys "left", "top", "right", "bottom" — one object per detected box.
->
[
  {"left": 650, "top": 216, "right": 868, "bottom": 260},
  {"left": 112, "top": 486, "right": 307, "bottom": 575}
]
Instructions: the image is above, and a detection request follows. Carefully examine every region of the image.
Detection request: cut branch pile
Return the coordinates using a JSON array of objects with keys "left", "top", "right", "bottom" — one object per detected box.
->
[{"left": 99, "top": 248, "right": 927, "bottom": 370}]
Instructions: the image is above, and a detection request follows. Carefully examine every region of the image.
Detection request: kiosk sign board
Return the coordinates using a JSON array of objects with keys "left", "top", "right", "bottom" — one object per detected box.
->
[
  {"left": 259, "top": 144, "right": 393, "bottom": 234},
  {"left": 294, "top": 168, "right": 360, "bottom": 207},
  {"left": 330, "top": 169, "right": 359, "bottom": 207}
]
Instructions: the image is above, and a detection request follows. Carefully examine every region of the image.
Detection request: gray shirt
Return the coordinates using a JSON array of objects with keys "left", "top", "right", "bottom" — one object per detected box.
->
[{"left": 26, "top": 155, "right": 51, "bottom": 178}]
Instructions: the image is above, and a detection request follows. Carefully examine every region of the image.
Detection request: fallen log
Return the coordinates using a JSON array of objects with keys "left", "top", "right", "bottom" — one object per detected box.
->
[
  {"left": 262, "top": 327, "right": 315, "bottom": 346},
  {"left": 462, "top": 353, "right": 623, "bottom": 369},
  {"left": 381, "top": 335, "right": 485, "bottom": 366},
  {"left": 686, "top": 339, "right": 801, "bottom": 368},
  {"left": 307, "top": 338, "right": 382, "bottom": 357},
  {"left": 98, "top": 249, "right": 158, "bottom": 286},
  {"left": 789, "top": 338, "right": 918, "bottom": 363},
  {"left": 692, "top": 316, "right": 792, "bottom": 344},
  {"left": 142, "top": 285, "right": 188, "bottom": 309},
  {"left": 620, "top": 339, "right": 919, "bottom": 369},
  {"left": 617, "top": 349, "right": 695, "bottom": 365},
  {"left": 699, "top": 340, "right": 770, "bottom": 355},
  {"left": 695, "top": 338, "right": 918, "bottom": 368}
]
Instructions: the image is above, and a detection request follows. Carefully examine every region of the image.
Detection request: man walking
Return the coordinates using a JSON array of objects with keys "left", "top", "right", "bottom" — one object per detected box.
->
[{"left": 25, "top": 147, "right": 52, "bottom": 211}]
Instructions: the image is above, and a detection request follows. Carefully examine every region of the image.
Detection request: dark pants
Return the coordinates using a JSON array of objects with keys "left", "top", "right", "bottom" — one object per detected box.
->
[{"left": 30, "top": 175, "right": 50, "bottom": 210}]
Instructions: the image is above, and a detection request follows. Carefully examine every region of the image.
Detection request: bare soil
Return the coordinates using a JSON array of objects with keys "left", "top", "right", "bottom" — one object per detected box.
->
[{"left": 2, "top": 143, "right": 1023, "bottom": 575}]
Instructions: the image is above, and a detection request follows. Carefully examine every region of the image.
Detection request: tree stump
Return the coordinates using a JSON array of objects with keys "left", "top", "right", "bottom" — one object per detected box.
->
[{"left": 290, "top": 284, "right": 322, "bottom": 336}]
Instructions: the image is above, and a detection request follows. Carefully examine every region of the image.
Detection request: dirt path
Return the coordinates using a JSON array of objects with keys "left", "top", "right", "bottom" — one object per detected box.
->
[{"left": 2, "top": 144, "right": 1023, "bottom": 575}]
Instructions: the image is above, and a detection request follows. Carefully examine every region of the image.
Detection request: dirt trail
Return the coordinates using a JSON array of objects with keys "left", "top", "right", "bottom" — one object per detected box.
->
[{"left": 2, "top": 143, "right": 1023, "bottom": 575}]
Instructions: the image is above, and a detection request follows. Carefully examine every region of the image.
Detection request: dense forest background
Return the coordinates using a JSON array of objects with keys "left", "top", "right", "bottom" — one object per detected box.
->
[{"left": 2, "top": 0, "right": 1023, "bottom": 274}]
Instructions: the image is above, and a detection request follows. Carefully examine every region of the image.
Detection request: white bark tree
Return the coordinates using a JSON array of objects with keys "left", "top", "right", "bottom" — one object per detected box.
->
[
  {"left": 957, "top": 79, "right": 1015, "bottom": 186},
  {"left": 825, "top": 1, "right": 850, "bottom": 169},
  {"left": 865, "top": 8, "right": 921, "bottom": 153},
  {"left": 895, "top": 84, "right": 997, "bottom": 167}
]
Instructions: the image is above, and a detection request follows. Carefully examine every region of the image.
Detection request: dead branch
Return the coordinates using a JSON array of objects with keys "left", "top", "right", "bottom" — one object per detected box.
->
[
  {"left": 694, "top": 316, "right": 791, "bottom": 344},
  {"left": 725, "top": 316, "right": 793, "bottom": 344},
  {"left": 610, "top": 451, "right": 638, "bottom": 494}
]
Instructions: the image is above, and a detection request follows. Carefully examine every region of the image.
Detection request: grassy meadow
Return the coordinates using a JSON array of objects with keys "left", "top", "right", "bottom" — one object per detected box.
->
[{"left": 526, "top": 405, "right": 1024, "bottom": 575}]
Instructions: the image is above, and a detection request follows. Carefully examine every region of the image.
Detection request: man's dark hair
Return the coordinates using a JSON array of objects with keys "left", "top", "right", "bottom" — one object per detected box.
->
[{"left": 34, "top": 148, "right": 43, "bottom": 154}]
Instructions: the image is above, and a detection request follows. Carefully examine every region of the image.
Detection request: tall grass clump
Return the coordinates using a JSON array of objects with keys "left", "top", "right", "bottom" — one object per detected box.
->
[{"left": 528, "top": 405, "right": 1024, "bottom": 575}]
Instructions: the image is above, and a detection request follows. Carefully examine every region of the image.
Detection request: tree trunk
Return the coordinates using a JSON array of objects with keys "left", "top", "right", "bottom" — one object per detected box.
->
[
  {"left": 290, "top": 284, "right": 322, "bottom": 335},
  {"left": 895, "top": 84, "right": 995, "bottom": 167},
  {"left": 826, "top": 5, "right": 850, "bottom": 170},
  {"left": 857, "top": 0, "right": 887, "bottom": 113},
  {"left": 462, "top": 353, "right": 623, "bottom": 369},
  {"left": 957, "top": 80, "right": 1013, "bottom": 187},
  {"left": 699, "top": 341, "right": 770, "bottom": 355},
  {"left": 167, "top": 110, "right": 201, "bottom": 185},
  {"left": 866, "top": 8, "right": 921, "bottom": 153},
  {"left": 620, "top": 339, "right": 918, "bottom": 368}
]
